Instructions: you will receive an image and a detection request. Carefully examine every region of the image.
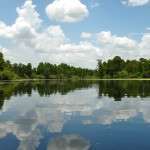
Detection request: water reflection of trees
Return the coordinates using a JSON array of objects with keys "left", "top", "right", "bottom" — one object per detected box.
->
[
  {"left": 0, "top": 80, "right": 93, "bottom": 109},
  {"left": 98, "top": 80, "right": 150, "bottom": 101},
  {"left": 0, "top": 80, "right": 150, "bottom": 109}
]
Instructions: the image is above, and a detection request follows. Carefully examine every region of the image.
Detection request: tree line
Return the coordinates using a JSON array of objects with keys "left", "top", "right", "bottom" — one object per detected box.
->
[
  {"left": 0, "top": 52, "right": 150, "bottom": 80},
  {"left": 97, "top": 56, "right": 150, "bottom": 78},
  {"left": 0, "top": 52, "right": 95, "bottom": 80}
]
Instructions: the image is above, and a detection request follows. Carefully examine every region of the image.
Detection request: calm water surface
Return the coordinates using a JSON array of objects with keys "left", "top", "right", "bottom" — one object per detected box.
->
[{"left": 0, "top": 80, "right": 150, "bottom": 150}]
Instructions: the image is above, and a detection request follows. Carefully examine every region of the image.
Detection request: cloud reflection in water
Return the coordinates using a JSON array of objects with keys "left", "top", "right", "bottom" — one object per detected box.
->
[{"left": 0, "top": 81, "right": 150, "bottom": 149}]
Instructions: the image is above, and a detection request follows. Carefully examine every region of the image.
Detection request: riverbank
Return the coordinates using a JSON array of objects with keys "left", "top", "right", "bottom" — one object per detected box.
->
[{"left": 0, "top": 78, "right": 150, "bottom": 83}]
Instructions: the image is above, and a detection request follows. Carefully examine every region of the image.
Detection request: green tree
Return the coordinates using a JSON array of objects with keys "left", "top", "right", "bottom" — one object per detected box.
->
[
  {"left": 0, "top": 52, "right": 5, "bottom": 70},
  {"left": 26, "top": 63, "right": 32, "bottom": 77}
]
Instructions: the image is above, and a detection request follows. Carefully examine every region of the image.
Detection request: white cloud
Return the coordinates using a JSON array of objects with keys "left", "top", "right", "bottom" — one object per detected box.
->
[
  {"left": 96, "top": 31, "right": 150, "bottom": 60},
  {"left": 97, "top": 31, "right": 150, "bottom": 60},
  {"left": 97, "top": 31, "right": 137, "bottom": 59},
  {"left": 122, "top": 0, "right": 150, "bottom": 6},
  {"left": 0, "top": 47, "right": 8, "bottom": 55},
  {"left": 0, "top": 0, "right": 99, "bottom": 68},
  {"left": 0, "top": 0, "right": 150, "bottom": 69},
  {"left": 0, "top": 0, "right": 41, "bottom": 39},
  {"left": 97, "top": 31, "right": 137, "bottom": 49},
  {"left": 81, "top": 32, "right": 92, "bottom": 39},
  {"left": 139, "top": 33, "right": 150, "bottom": 49},
  {"left": 46, "top": 0, "right": 89, "bottom": 23}
]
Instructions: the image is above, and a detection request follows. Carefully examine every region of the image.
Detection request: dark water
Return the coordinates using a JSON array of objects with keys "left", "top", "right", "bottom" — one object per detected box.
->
[{"left": 0, "top": 80, "right": 150, "bottom": 150}]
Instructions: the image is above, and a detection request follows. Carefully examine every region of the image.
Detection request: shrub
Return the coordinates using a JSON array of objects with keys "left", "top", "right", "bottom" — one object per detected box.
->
[{"left": 0, "top": 70, "right": 18, "bottom": 80}]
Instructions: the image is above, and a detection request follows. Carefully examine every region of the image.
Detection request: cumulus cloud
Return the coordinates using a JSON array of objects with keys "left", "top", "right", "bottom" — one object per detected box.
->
[
  {"left": 97, "top": 31, "right": 137, "bottom": 49},
  {"left": 122, "top": 0, "right": 150, "bottom": 6},
  {"left": 0, "top": 0, "right": 99, "bottom": 68},
  {"left": 139, "top": 33, "right": 150, "bottom": 49},
  {"left": 96, "top": 31, "right": 150, "bottom": 60},
  {"left": 0, "top": 0, "right": 41, "bottom": 39},
  {"left": 46, "top": 0, "right": 89, "bottom": 23},
  {"left": 0, "top": 47, "right": 8, "bottom": 55},
  {"left": 0, "top": 0, "right": 150, "bottom": 69},
  {"left": 96, "top": 31, "right": 138, "bottom": 60},
  {"left": 81, "top": 32, "right": 92, "bottom": 39}
]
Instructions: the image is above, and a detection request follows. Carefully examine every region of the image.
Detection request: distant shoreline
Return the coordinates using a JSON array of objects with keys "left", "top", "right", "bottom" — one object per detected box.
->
[
  {"left": 0, "top": 78, "right": 150, "bottom": 82},
  {"left": 84, "top": 78, "right": 150, "bottom": 81}
]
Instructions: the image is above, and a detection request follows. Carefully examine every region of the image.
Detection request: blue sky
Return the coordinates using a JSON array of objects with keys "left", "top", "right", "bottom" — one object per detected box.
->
[
  {"left": 0, "top": 0, "right": 150, "bottom": 68},
  {"left": 1, "top": 0, "right": 150, "bottom": 37}
]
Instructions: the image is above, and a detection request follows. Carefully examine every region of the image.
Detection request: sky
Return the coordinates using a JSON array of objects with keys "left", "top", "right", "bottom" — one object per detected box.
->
[{"left": 0, "top": 0, "right": 150, "bottom": 69}]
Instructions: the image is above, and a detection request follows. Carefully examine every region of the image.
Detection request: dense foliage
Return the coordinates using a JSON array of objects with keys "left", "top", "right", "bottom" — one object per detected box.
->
[
  {"left": 0, "top": 52, "right": 95, "bottom": 80},
  {"left": 0, "top": 52, "right": 150, "bottom": 80},
  {"left": 97, "top": 56, "right": 150, "bottom": 78}
]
